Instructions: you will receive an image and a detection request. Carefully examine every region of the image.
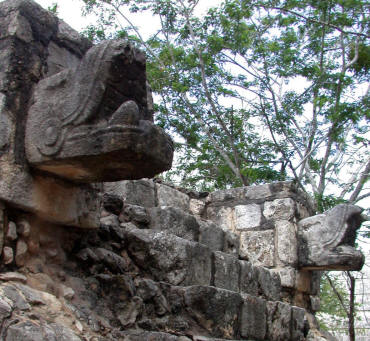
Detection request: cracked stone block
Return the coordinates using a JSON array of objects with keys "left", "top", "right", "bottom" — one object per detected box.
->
[
  {"left": 239, "top": 261, "right": 258, "bottom": 297},
  {"left": 184, "top": 286, "right": 243, "bottom": 339},
  {"left": 213, "top": 251, "right": 240, "bottom": 292},
  {"left": 273, "top": 267, "right": 296, "bottom": 288},
  {"left": 148, "top": 206, "right": 199, "bottom": 241},
  {"left": 266, "top": 301, "right": 292, "bottom": 341},
  {"left": 263, "top": 198, "right": 296, "bottom": 221},
  {"left": 256, "top": 267, "right": 281, "bottom": 301},
  {"left": 104, "top": 180, "right": 156, "bottom": 207},
  {"left": 234, "top": 204, "right": 262, "bottom": 230},
  {"left": 291, "top": 306, "right": 306, "bottom": 341},
  {"left": 127, "top": 228, "right": 212, "bottom": 286},
  {"left": 240, "top": 294, "right": 267, "bottom": 340},
  {"left": 198, "top": 219, "right": 224, "bottom": 251},
  {"left": 275, "top": 220, "right": 298, "bottom": 266},
  {"left": 207, "top": 206, "right": 234, "bottom": 232},
  {"left": 157, "top": 184, "right": 190, "bottom": 211},
  {"left": 239, "top": 230, "right": 275, "bottom": 267},
  {"left": 15, "top": 239, "right": 28, "bottom": 266}
]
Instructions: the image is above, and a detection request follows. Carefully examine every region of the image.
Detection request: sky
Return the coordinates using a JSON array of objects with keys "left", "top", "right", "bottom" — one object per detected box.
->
[{"left": 35, "top": 0, "right": 89, "bottom": 31}]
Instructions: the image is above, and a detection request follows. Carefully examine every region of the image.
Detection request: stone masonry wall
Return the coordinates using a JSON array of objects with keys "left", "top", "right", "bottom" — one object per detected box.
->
[{"left": 105, "top": 179, "right": 321, "bottom": 313}]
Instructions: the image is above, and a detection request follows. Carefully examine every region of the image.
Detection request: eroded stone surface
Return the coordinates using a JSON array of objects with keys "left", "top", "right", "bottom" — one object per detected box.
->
[
  {"left": 25, "top": 39, "right": 173, "bottom": 182},
  {"left": 298, "top": 204, "right": 365, "bottom": 270},
  {"left": 239, "top": 230, "right": 275, "bottom": 267},
  {"left": 240, "top": 294, "right": 267, "bottom": 340},
  {"left": 157, "top": 184, "right": 190, "bottom": 211},
  {"left": 234, "top": 204, "right": 262, "bottom": 230},
  {"left": 276, "top": 220, "right": 298, "bottom": 266},
  {"left": 263, "top": 198, "right": 295, "bottom": 221}
]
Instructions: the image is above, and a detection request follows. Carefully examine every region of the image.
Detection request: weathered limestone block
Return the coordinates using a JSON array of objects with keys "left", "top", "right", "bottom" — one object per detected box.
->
[
  {"left": 276, "top": 220, "right": 298, "bottom": 266},
  {"left": 223, "top": 230, "right": 240, "bottom": 256},
  {"left": 157, "top": 184, "right": 190, "bottom": 211},
  {"left": 15, "top": 239, "right": 28, "bottom": 266},
  {"left": 298, "top": 204, "right": 365, "bottom": 270},
  {"left": 240, "top": 294, "right": 267, "bottom": 340},
  {"left": 257, "top": 267, "right": 281, "bottom": 301},
  {"left": 263, "top": 198, "right": 295, "bottom": 221},
  {"left": 274, "top": 267, "right": 296, "bottom": 288},
  {"left": 213, "top": 251, "right": 240, "bottom": 292},
  {"left": 189, "top": 198, "right": 206, "bottom": 216},
  {"left": 184, "top": 286, "right": 243, "bottom": 339},
  {"left": 291, "top": 306, "right": 307, "bottom": 341},
  {"left": 6, "top": 221, "right": 17, "bottom": 241},
  {"left": 126, "top": 228, "right": 212, "bottom": 286},
  {"left": 2, "top": 246, "right": 13, "bottom": 264},
  {"left": 206, "top": 206, "right": 234, "bottom": 232},
  {"left": 266, "top": 301, "right": 292, "bottom": 341},
  {"left": 104, "top": 179, "right": 156, "bottom": 207},
  {"left": 239, "top": 261, "right": 281, "bottom": 301},
  {"left": 239, "top": 230, "right": 275, "bottom": 267},
  {"left": 245, "top": 183, "right": 272, "bottom": 200},
  {"left": 198, "top": 219, "right": 224, "bottom": 251},
  {"left": 148, "top": 206, "right": 199, "bottom": 241},
  {"left": 123, "top": 204, "right": 149, "bottom": 225},
  {"left": 206, "top": 187, "right": 246, "bottom": 203},
  {"left": 234, "top": 204, "right": 262, "bottom": 230},
  {"left": 239, "top": 261, "right": 259, "bottom": 297}
]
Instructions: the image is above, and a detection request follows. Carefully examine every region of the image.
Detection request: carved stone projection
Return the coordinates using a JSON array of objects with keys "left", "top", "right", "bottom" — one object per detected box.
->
[
  {"left": 0, "top": 0, "right": 173, "bottom": 227},
  {"left": 298, "top": 204, "right": 365, "bottom": 271},
  {"left": 26, "top": 40, "right": 173, "bottom": 182}
]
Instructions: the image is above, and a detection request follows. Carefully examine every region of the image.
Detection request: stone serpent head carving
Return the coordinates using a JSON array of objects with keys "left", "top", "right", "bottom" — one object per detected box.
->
[
  {"left": 26, "top": 40, "right": 173, "bottom": 182},
  {"left": 298, "top": 204, "right": 365, "bottom": 271}
]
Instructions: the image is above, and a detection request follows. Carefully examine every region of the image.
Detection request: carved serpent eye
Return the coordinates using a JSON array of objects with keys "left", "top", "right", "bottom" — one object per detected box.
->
[{"left": 37, "top": 117, "right": 64, "bottom": 156}]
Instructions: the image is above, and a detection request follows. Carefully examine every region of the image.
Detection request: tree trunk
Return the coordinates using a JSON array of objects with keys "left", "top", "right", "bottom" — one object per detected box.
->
[{"left": 348, "top": 271, "right": 356, "bottom": 341}]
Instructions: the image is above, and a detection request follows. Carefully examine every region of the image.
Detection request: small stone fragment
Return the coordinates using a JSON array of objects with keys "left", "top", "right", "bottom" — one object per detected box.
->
[
  {"left": 0, "top": 272, "right": 27, "bottom": 283},
  {"left": 6, "top": 221, "right": 18, "bottom": 241},
  {"left": 58, "top": 284, "right": 75, "bottom": 299},
  {"left": 15, "top": 239, "right": 28, "bottom": 266},
  {"left": 2, "top": 246, "right": 13, "bottom": 264}
]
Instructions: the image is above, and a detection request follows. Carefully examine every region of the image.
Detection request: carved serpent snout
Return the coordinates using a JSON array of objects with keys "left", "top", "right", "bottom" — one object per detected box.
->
[
  {"left": 298, "top": 204, "right": 365, "bottom": 271},
  {"left": 25, "top": 40, "right": 173, "bottom": 182}
]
